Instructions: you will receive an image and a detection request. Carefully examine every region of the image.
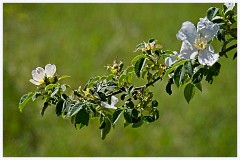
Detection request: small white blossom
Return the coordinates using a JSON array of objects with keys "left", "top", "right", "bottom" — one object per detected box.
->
[
  {"left": 176, "top": 17, "right": 220, "bottom": 66},
  {"left": 29, "top": 64, "right": 56, "bottom": 85},
  {"left": 101, "top": 96, "right": 118, "bottom": 109}
]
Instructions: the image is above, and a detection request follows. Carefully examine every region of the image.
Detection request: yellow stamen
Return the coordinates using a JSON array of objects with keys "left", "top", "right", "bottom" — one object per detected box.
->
[{"left": 193, "top": 36, "right": 208, "bottom": 50}]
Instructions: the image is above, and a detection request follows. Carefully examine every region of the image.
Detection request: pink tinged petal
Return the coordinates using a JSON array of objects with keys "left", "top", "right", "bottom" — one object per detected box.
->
[
  {"left": 198, "top": 45, "right": 219, "bottom": 66},
  {"left": 176, "top": 21, "right": 197, "bottom": 44},
  {"left": 197, "top": 17, "right": 220, "bottom": 42},
  {"left": 29, "top": 79, "right": 42, "bottom": 85},
  {"left": 45, "top": 64, "right": 56, "bottom": 78},
  {"left": 32, "top": 67, "right": 45, "bottom": 81},
  {"left": 179, "top": 41, "right": 198, "bottom": 60}
]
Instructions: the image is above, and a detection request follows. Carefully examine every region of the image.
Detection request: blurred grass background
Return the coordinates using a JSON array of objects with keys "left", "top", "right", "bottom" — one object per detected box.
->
[{"left": 3, "top": 3, "right": 237, "bottom": 157}]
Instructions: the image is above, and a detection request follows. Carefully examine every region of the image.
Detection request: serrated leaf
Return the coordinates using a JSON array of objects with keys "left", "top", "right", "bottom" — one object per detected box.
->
[
  {"left": 112, "top": 109, "right": 123, "bottom": 125},
  {"left": 19, "top": 92, "right": 34, "bottom": 112},
  {"left": 184, "top": 83, "right": 196, "bottom": 103},
  {"left": 101, "top": 118, "right": 111, "bottom": 140}
]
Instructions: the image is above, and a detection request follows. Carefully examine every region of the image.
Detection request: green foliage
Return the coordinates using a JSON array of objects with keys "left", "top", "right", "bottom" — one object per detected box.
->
[
  {"left": 17, "top": 3, "right": 237, "bottom": 141},
  {"left": 184, "top": 83, "right": 196, "bottom": 103},
  {"left": 19, "top": 92, "right": 34, "bottom": 112}
]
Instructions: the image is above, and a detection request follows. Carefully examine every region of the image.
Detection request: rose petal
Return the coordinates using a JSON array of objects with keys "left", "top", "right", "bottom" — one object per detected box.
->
[
  {"left": 198, "top": 45, "right": 219, "bottom": 66},
  {"left": 197, "top": 17, "right": 219, "bottom": 42},
  {"left": 45, "top": 64, "right": 56, "bottom": 78},
  {"left": 179, "top": 41, "right": 198, "bottom": 60},
  {"left": 32, "top": 67, "right": 45, "bottom": 81},
  {"left": 29, "top": 79, "right": 42, "bottom": 85},
  {"left": 176, "top": 21, "right": 197, "bottom": 44}
]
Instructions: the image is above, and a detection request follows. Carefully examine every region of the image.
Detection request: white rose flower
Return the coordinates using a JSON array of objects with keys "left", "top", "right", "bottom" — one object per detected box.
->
[
  {"left": 29, "top": 64, "right": 56, "bottom": 85},
  {"left": 176, "top": 17, "right": 220, "bottom": 66},
  {"left": 101, "top": 96, "right": 118, "bottom": 109}
]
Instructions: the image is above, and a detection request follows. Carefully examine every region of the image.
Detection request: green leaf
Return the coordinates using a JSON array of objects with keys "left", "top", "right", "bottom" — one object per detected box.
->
[
  {"left": 173, "top": 65, "right": 183, "bottom": 87},
  {"left": 134, "top": 57, "right": 146, "bottom": 78},
  {"left": 166, "top": 78, "right": 174, "bottom": 95},
  {"left": 75, "top": 108, "right": 89, "bottom": 128},
  {"left": 152, "top": 100, "right": 158, "bottom": 107},
  {"left": 132, "top": 119, "right": 143, "bottom": 128},
  {"left": 153, "top": 109, "right": 160, "bottom": 120},
  {"left": 101, "top": 117, "right": 111, "bottom": 140},
  {"left": 212, "top": 17, "right": 225, "bottom": 25},
  {"left": 205, "top": 62, "right": 221, "bottom": 84},
  {"left": 32, "top": 92, "right": 41, "bottom": 101},
  {"left": 132, "top": 108, "right": 139, "bottom": 119},
  {"left": 99, "top": 117, "right": 106, "bottom": 129},
  {"left": 41, "top": 102, "right": 49, "bottom": 117},
  {"left": 58, "top": 75, "right": 71, "bottom": 81},
  {"left": 112, "top": 109, "right": 123, "bottom": 125},
  {"left": 143, "top": 116, "right": 155, "bottom": 123},
  {"left": 45, "top": 84, "right": 58, "bottom": 91},
  {"left": 195, "top": 83, "right": 202, "bottom": 92},
  {"left": 207, "top": 7, "right": 219, "bottom": 21},
  {"left": 131, "top": 54, "right": 147, "bottom": 65},
  {"left": 70, "top": 102, "right": 83, "bottom": 116},
  {"left": 19, "top": 92, "right": 34, "bottom": 112},
  {"left": 125, "top": 99, "right": 134, "bottom": 109},
  {"left": 51, "top": 87, "right": 59, "bottom": 97},
  {"left": 192, "top": 68, "right": 205, "bottom": 84},
  {"left": 184, "top": 83, "right": 196, "bottom": 103},
  {"left": 134, "top": 42, "right": 145, "bottom": 52},
  {"left": 56, "top": 100, "right": 64, "bottom": 116},
  {"left": 124, "top": 109, "right": 132, "bottom": 123}
]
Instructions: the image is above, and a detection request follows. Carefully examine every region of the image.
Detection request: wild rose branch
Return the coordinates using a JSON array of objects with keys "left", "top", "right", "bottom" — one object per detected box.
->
[{"left": 19, "top": 3, "right": 237, "bottom": 140}]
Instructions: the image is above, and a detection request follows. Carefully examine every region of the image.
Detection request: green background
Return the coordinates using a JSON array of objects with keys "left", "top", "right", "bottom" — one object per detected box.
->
[{"left": 3, "top": 3, "right": 237, "bottom": 156}]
